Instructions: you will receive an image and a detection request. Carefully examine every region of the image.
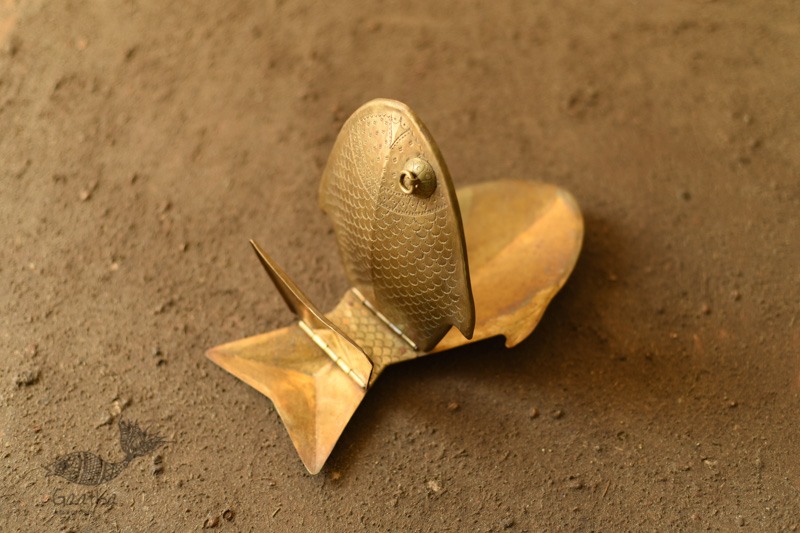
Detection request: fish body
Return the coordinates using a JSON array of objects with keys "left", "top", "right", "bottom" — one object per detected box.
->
[
  {"left": 45, "top": 451, "right": 128, "bottom": 486},
  {"left": 320, "top": 99, "right": 475, "bottom": 351}
]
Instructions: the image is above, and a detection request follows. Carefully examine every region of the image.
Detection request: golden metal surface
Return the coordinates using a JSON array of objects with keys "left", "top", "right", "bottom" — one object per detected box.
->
[
  {"left": 319, "top": 99, "right": 474, "bottom": 352},
  {"left": 207, "top": 178, "right": 583, "bottom": 474},
  {"left": 248, "top": 240, "right": 373, "bottom": 389},
  {"left": 206, "top": 98, "right": 583, "bottom": 474}
]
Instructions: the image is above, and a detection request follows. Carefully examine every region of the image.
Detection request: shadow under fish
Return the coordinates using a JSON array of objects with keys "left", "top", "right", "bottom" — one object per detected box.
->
[{"left": 45, "top": 419, "right": 165, "bottom": 486}]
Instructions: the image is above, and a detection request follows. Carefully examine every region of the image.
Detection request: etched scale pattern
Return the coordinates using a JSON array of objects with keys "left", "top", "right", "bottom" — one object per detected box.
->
[
  {"left": 328, "top": 291, "right": 414, "bottom": 377},
  {"left": 319, "top": 99, "right": 474, "bottom": 351},
  {"left": 320, "top": 113, "right": 384, "bottom": 296}
]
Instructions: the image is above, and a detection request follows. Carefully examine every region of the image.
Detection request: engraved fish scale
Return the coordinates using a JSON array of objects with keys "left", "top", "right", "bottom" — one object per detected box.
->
[
  {"left": 320, "top": 99, "right": 475, "bottom": 351},
  {"left": 329, "top": 291, "right": 414, "bottom": 375},
  {"left": 372, "top": 204, "right": 461, "bottom": 343},
  {"left": 325, "top": 120, "right": 376, "bottom": 293}
]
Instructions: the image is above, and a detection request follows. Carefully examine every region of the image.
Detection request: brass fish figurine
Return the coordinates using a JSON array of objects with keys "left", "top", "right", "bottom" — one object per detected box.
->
[{"left": 207, "top": 98, "right": 584, "bottom": 473}]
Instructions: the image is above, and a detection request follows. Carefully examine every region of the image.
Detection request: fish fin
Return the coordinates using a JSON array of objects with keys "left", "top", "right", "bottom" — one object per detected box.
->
[{"left": 249, "top": 240, "right": 373, "bottom": 389}]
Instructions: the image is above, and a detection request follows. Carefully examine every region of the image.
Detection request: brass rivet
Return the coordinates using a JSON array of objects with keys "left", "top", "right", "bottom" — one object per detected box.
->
[{"left": 398, "top": 158, "right": 436, "bottom": 198}]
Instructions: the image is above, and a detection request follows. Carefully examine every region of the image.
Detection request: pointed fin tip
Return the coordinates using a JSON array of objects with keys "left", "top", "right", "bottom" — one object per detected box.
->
[
  {"left": 248, "top": 238, "right": 308, "bottom": 320},
  {"left": 457, "top": 327, "right": 475, "bottom": 341},
  {"left": 249, "top": 239, "right": 272, "bottom": 274},
  {"left": 457, "top": 316, "right": 476, "bottom": 341}
]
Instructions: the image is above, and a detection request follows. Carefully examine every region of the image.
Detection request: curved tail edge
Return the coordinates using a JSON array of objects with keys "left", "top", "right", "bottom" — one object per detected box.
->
[{"left": 206, "top": 325, "right": 367, "bottom": 474}]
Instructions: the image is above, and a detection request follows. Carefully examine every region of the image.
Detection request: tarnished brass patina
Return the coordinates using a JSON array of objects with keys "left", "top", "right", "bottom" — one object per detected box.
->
[{"left": 207, "top": 99, "right": 584, "bottom": 474}]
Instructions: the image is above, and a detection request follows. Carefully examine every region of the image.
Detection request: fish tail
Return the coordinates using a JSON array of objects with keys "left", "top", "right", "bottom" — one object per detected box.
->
[{"left": 118, "top": 418, "right": 165, "bottom": 459}]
